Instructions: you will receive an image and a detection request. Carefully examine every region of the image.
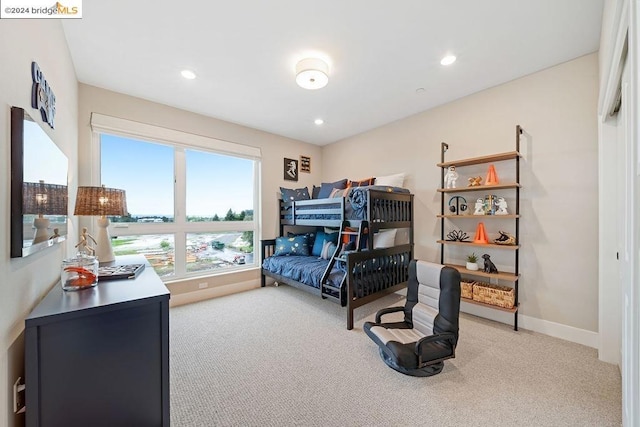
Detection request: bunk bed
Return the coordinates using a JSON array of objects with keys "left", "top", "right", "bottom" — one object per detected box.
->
[{"left": 261, "top": 185, "right": 414, "bottom": 330}]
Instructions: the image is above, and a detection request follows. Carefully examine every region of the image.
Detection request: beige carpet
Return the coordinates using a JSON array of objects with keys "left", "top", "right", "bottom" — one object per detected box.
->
[{"left": 170, "top": 285, "right": 621, "bottom": 426}]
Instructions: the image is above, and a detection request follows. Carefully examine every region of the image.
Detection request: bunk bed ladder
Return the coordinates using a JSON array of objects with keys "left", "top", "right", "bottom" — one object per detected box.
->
[{"left": 320, "top": 220, "right": 369, "bottom": 305}]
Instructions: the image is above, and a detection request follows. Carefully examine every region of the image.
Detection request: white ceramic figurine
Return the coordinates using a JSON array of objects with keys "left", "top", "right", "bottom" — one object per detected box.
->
[
  {"left": 495, "top": 197, "right": 509, "bottom": 215},
  {"left": 473, "top": 198, "right": 485, "bottom": 215},
  {"left": 444, "top": 165, "right": 459, "bottom": 189}
]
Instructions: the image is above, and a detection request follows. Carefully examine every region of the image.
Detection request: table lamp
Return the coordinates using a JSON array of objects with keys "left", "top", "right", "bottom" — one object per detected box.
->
[
  {"left": 23, "top": 180, "right": 68, "bottom": 244},
  {"left": 74, "top": 185, "right": 127, "bottom": 262}
]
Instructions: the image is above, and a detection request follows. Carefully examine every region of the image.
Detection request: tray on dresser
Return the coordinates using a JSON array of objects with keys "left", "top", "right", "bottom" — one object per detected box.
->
[{"left": 98, "top": 263, "right": 145, "bottom": 281}]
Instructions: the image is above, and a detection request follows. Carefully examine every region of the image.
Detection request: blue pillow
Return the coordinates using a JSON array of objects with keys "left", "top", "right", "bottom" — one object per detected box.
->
[
  {"left": 312, "top": 185, "right": 321, "bottom": 199},
  {"left": 312, "top": 231, "right": 339, "bottom": 257},
  {"left": 317, "top": 179, "right": 348, "bottom": 199},
  {"left": 288, "top": 231, "right": 316, "bottom": 247},
  {"left": 274, "top": 235, "right": 309, "bottom": 256},
  {"left": 280, "top": 187, "right": 310, "bottom": 202}
]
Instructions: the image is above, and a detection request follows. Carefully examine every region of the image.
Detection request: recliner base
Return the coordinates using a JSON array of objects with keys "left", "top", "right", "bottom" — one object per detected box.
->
[{"left": 379, "top": 348, "right": 444, "bottom": 377}]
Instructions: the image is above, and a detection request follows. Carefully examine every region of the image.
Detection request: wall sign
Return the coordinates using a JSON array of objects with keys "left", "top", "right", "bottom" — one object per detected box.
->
[
  {"left": 300, "top": 155, "right": 311, "bottom": 173},
  {"left": 31, "top": 62, "right": 56, "bottom": 129}
]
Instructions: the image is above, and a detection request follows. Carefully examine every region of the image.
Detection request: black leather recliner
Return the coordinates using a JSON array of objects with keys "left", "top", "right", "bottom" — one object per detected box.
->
[{"left": 364, "top": 260, "right": 461, "bottom": 377}]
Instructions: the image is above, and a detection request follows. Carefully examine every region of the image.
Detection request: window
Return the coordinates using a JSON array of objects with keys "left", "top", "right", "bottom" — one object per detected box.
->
[{"left": 93, "top": 114, "right": 260, "bottom": 280}]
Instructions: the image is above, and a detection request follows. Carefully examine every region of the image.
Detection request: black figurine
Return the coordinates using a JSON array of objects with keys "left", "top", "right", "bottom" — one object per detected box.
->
[
  {"left": 482, "top": 254, "right": 498, "bottom": 273},
  {"left": 446, "top": 230, "right": 469, "bottom": 242}
]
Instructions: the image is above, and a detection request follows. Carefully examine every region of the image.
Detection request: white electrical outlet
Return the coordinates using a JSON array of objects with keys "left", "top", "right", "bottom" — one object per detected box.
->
[{"left": 198, "top": 282, "right": 208, "bottom": 289}]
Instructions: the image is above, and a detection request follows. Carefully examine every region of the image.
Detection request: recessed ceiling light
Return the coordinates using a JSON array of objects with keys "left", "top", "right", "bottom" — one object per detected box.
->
[
  {"left": 181, "top": 70, "right": 196, "bottom": 79},
  {"left": 440, "top": 55, "right": 456, "bottom": 66},
  {"left": 314, "top": 118, "right": 324, "bottom": 125}
]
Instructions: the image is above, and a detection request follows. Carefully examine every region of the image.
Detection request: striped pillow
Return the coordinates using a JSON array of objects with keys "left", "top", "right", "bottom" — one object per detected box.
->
[
  {"left": 320, "top": 240, "right": 337, "bottom": 260},
  {"left": 347, "top": 177, "right": 375, "bottom": 188}
]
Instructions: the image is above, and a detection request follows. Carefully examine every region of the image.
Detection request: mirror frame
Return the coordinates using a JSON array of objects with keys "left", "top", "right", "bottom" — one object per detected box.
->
[{"left": 10, "top": 106, "right": 68, "bottom": 258}]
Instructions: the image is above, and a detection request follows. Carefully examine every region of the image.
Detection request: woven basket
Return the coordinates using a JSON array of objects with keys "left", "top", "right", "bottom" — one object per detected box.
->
[
  {"left": 460, "top": 280, "right": 474, "bottom": 299},
  {"left": 472, "top": 282, "right": 515, "bottom": 309}
]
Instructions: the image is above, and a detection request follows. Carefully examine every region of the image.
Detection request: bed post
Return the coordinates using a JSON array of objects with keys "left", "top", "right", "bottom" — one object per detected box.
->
[
  {"left": 261, "top": 240, "right": 267, "bottom": 287},
  {"left": 260, "top": 239, "right": 276, "bottom": 287}
]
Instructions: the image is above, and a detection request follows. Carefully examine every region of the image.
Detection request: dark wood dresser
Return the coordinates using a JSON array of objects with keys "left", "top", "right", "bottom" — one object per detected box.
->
[{"left": 25, "top": 256, "right": 170, "bottom": 426}]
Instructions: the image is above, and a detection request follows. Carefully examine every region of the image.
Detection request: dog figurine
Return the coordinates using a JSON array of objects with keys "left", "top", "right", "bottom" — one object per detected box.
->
[{"left": 482, "top": 254, "right": 498, "bottom": 273}]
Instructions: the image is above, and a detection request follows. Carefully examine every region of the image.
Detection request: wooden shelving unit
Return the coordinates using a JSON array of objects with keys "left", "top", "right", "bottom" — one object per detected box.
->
[
  {"left": 438, "top": 125, "right": 523, "bottom": 330},
  {"left": 437, "top": 183, "right": 520, "bottom": 193},
  {"left": 437, "top": 214, "right": 519, "bottom": 219},
  {"left": 437, "top": 151, "right": 520, "bottom": 168},
  {"left": 461, "top": 297, "right": 519, "bottom": 313},
  {"left": 437, "top": 240, "right": 519, "bottom": 250},
  {"left": 444, "top": 263, "right": 519, "bottom": 282}
]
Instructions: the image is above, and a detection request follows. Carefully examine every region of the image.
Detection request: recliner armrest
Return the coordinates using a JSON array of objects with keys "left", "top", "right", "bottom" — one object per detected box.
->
[
  {"left": 375, "top": 306, "right": 404, "bottom": 323},
  {"left": 415, "top": 332, "right": 457, "bottom": 366}
]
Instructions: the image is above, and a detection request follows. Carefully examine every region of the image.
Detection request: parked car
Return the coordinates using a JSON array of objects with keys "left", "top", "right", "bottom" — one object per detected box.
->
[{"left": 210, "top": 240, "right": 225, "bottom": 250}]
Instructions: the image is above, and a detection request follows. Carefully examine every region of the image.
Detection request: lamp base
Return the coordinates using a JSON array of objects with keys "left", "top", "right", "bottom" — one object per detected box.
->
[
  {"left": 95, "top": 217, "right": 115, "bottom": 263},
  {"left": 32, "top": 217, "right": 50, "bottom": 245}
]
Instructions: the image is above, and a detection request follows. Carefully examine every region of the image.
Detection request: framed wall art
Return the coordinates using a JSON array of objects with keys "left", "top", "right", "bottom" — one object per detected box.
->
[
  {"left": 300, "top": 155, "right": 311, "bottom": 173},
  {"left": 284, "top": 158, "right": 298, "bottom": 181}
]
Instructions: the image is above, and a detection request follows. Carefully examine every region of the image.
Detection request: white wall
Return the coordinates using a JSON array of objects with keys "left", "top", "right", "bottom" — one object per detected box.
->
[
  {"left": 322, "top": 54, "right": 600, "bottom": 337},
  {"left": 0, "top": 20, "right": 78, "bottom": 426}
]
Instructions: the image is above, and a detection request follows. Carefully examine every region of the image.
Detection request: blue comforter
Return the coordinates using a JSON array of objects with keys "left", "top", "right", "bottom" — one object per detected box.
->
[{"left": 262, "top": 255, "right": 344, "bottom": 289}]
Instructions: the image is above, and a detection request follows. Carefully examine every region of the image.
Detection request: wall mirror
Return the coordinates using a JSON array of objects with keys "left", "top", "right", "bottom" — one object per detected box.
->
[{"left": 11, "top": 106, "right": 68, "bottom": 258}]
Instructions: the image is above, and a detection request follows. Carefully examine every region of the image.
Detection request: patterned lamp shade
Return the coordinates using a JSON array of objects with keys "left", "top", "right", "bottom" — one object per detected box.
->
[
  {"left": 74, "top": 185, "right": 127, "bottom": 217},
  {"left": 23, "top": 180, "right": 68, "bottom": 216}
]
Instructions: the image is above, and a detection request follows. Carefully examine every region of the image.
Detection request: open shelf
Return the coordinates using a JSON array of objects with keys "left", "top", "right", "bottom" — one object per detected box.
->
[
  {"left": 437, "top": 240, "right": 519, "bottom": 250},
  {"left": 437, "top": 151, "right": 520, "bottom": 168},
  {"left": 439, "top": 128, "right": 523, "bottom": 331},
  {"left": 461, "top": 297, "right": 519, "bottom": 313},
  {"left": 445, "top": 264, "right": 519, "bottom": 282},
  {"left": 437, "top": 183, "right": 521, "bottom": 193},
  {"left": 437, "top": 214, "right": 519, "bottom": 219}
]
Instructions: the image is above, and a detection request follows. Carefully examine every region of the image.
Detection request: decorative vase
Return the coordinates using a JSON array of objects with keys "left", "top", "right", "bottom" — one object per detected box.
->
[
  {"left": 466, "top": 262, "right": 479, "bottom": 271},
  {"left": 61, "top": 254, "right": 99, "bottom": 291}
]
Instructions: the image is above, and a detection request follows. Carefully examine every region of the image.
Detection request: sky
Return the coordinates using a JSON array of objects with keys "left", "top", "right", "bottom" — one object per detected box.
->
[
  {"left": 23, "top": 119, "right": 67, "bottom": 184},
  {"left": 101, "top": 134, "right": 254, "bottom": 217}
]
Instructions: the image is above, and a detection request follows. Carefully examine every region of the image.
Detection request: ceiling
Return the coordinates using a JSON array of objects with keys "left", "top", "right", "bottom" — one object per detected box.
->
[{"left": 62, "top": 1, "right": 604, "bottom": 146}]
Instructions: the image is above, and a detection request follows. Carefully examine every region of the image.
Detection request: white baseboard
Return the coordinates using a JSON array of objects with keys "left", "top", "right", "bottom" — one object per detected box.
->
[
  {"left": 461, "top": 301, "right": 598, "bottom": 348},
  {"left": 169, "top": 279, "right": 260, "bottom": 307},
  {"left": 518, "top": 313, "right": 598, "bottom": 348}
]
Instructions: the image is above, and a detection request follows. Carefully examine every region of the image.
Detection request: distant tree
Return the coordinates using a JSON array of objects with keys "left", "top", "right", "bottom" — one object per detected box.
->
[
  {"left": 241, "top": 231, "right": 253, "bottom": 245},
  {"left": 238, "top": 211, "right": 246, "bottom": 221},
  {"left": 113, "top": 212, "right": 137, "bottom": 223},
  {"left": 225, "top": 209, "right": 235, "bottom": 221},
  {"left": 212, "top": 214, "right": 220, "bottom": 221},
  {"left": 160, "top": 240, "right": 170, "bottom": 250}
]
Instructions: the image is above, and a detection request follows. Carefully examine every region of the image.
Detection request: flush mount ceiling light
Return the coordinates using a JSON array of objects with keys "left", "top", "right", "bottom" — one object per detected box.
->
[
  {"left": 314, "top": 118, "right": 324, "bottom": 125},
  {"left": 440, "top": 55, "right": 457, "bottom": 66},
  {"left": 296, "top": 58, "right": 329, "bottom": 90},
  {"left": 181, "top": 69, "right": 197, "bottom": 79}
]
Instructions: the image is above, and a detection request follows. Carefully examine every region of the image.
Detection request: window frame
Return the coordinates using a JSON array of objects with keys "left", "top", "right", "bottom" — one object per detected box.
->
[{"left": 90, "top": 113, "right": 261, "bottom": 280}]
